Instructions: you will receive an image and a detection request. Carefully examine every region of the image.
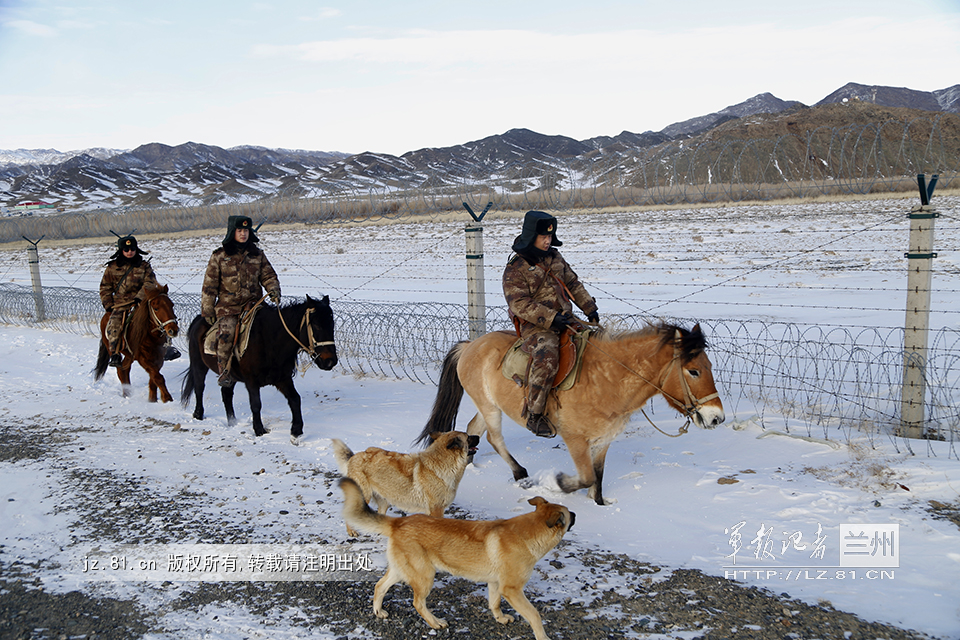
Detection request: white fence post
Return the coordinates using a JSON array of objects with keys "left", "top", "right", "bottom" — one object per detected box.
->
[
  {"left": 900, "top": 175, "right": 939, "bottom": 438},
  {"left": 463, "top": 202, "right": 492, "bottom": 339}
]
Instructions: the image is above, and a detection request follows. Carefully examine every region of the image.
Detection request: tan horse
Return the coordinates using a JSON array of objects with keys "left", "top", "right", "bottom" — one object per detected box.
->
[
  {"left": 417, "top": 323, "right": 725, "bottom": 505},
  {"left": 94, "top": 284, "right": 179, "bottom": 402}
]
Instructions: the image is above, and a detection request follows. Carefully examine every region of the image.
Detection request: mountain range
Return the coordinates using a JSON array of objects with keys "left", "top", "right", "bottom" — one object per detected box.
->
[{"left": 2, "top": 82, "right": 958, "bottom": 212}]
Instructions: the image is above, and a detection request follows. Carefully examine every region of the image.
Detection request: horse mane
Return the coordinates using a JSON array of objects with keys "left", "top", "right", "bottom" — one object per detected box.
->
[{"left": 594, "top": 322, "right": 707, "bottom": 363}]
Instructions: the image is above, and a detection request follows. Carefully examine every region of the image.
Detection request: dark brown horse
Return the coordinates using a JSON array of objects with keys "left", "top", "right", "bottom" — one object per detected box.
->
[
  {"left": 418, "top": 323, "right": 725, "bottom": 505},
  {"left": 94, "top": 283, "right": 179, "bottom": 402},
  {"left": 180, "top": 295, "right": 337, "bottom": 445}
]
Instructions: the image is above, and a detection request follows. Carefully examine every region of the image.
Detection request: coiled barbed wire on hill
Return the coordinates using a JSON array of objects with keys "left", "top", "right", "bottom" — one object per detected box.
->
[
  {"left": 1, "top": 282, "right": 956, "bottom": 456},
  {"left": 3, "top": 116, "right": 959, "bottom": 243}
]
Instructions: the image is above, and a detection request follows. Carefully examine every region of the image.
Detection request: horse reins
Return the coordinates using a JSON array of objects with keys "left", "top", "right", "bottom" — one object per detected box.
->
[
  {"left": 581, "top": 333, "right": 718, "bottom": 437},
  {"left": 147, "top": 295, "right": 177, "bottom": 333},
  {"left": 268, "top": 295, "right": 335, "bottom": 358}
]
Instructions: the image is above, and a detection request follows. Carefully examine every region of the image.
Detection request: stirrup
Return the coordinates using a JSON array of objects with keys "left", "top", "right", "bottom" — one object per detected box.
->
[
  {"left": 525, "top": 413, "right": 557, "bottom": 438},
  {"left": 217, "top": 370, "right": 235, "bottom": 388},
  {"left": 164, "top": 346, "right": 181, "bottom": 361},
  {"left": 108, "top": 353, "right": 122, "bottom": 368}
]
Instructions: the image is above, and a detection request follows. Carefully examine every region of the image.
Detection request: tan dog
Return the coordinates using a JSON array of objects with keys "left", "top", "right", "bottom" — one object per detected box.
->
[
  {"left": 331, "top": 431, "right": 479, "bottom": 535},
  {"left": 338, "top": 477, "right": 575, "bottom": 640}
]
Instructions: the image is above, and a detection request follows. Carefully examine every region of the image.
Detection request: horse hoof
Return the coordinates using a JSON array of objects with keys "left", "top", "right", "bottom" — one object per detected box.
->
[
  {"left": 512, "top": 467, "right": 529, "bottom": 481},
  {"left": 290, "top": 435, "right": 301, "bottom": 446}
]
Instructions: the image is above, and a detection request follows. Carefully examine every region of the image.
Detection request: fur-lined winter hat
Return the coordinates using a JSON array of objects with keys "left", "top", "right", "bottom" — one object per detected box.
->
[
  {"left": 222, "top": 216, "right": 259, "bottom": 246},
  {"left": 512, "top": 210, "right": 562, "bottom": 254},
  {"left": 110, "top": 234, "right": 148, "bottom": 260}
]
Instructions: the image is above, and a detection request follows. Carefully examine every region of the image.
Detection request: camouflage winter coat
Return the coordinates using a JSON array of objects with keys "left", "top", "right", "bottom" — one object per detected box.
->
[
  {"left": 99, "top": 257, "right": 158, "bottom": 311},
  {"left": 502, "top": 249, "right": 597, "bottom": 332},
  {"left": 201, "top": 245, "right": 281, "bottom": 319}
]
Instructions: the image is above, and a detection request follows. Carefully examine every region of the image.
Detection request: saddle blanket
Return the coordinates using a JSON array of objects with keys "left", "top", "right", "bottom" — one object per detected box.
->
[
  {"left": 500, "top": 328, "right": 591, "bottom": 391},
  {"left": 203, "top": 306, "right": 261, "bottom": 359}
]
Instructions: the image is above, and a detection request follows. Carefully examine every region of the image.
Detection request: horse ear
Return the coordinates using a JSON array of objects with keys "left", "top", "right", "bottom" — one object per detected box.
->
[
  {"left": 674, "top": 328, "right": 682, "bottom": 343},
  {"left": 322, "top": 295, "right": 330, "bottom": 304},
  {"left": 692, "top": 323, "right": 701, "bottom": 334}
]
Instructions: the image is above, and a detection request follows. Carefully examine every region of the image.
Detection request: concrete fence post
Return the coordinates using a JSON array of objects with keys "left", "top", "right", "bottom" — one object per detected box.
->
[
  {"left": 463, "top": 202, "right": 492, "bottom": 339},
  {"left": 900, "top": 175, "right": 938, "bottom": 438},
  {"left": 23, "top": 235, "right": 46, "bottom": 322}
]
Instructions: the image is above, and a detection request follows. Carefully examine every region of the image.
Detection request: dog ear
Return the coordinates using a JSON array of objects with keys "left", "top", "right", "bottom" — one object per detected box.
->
[
  {"left": 545, "top": 509, "right": 566, "bottom": 529},
  {"left": 528, "top": 496, "right": 547, "bottom": 507},
  {"left": 429, "top": 432, "right": 442, "bottom": 442}
]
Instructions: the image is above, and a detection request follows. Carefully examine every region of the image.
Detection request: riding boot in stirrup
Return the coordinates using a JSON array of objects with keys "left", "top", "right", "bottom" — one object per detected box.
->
[
  {"left": 108, "top": 353, "right": 122, "bottom": 368},
  {"left": 164, "top": 345, "right": 181, "bottom": 361},
  {"left": 525, "top": 413, "right": 557, "bottom": 438},
  {"left": 217, "top": 369, "right": 235, "bottom": 388}
]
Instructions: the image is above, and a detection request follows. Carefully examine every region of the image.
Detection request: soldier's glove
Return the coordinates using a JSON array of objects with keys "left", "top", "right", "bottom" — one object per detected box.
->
[
  {"left": 204, "top": 316, "right": 216, "bottom": 326},
  {"left": 269, "top": 291, "right": 281, "bottom": 305},
  {"left": 587, "top": 311, "right": 600, "bottom": 323},
  {"left": 550, "top": 312, "right": 573, "bottom": 333}
]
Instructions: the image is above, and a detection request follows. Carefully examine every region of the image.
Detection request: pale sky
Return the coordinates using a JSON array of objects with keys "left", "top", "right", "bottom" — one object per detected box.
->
[{"left": 2, "top": 0, "right": 959, "bottom": 156}]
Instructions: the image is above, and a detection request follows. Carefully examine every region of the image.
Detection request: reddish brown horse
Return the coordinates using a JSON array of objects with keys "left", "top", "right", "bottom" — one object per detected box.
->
[
  {"left": 94, "top": 283, "right": 179, "bottom": 402},
  {"left": 418, "top": 323, "right": 725, "bottom": 505}
]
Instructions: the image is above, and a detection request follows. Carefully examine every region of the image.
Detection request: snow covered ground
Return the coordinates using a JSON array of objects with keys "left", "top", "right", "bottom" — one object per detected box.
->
[{"left": 1, "top": 195, "right": 959, "bottom": 638}]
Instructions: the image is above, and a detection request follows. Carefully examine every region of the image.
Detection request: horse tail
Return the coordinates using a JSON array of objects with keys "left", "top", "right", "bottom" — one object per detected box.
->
[
  {"left": 415, "top": 341, "right": 468, "bottom": 447},
  {"left": 93, "top": 341, "right": 109, "bottom": 381},
  {"left": 180, "top": 315, "right": 205, "bottom": 408}
]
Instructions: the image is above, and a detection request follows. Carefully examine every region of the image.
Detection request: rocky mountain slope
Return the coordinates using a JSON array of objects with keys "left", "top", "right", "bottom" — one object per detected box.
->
[{"left": 1, "top": 82, "right": 957, "bottom": 212}]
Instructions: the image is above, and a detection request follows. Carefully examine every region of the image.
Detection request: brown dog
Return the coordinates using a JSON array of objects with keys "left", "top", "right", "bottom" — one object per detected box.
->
[
  {"left": 338, "top": 477, "right": 575, "bottom": 640},
  {"left": 331, "top": 431, "right": 479, "bottom": 535}
]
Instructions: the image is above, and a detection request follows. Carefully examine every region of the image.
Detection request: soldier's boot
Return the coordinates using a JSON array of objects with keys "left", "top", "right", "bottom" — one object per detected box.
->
[
  {"left": 217, "top": 357, "right": 235, "bottom": 388},
  {"left": 525, "top": 413, "right": 557, "bottom": 438},
  {"left": 108, "top": 342, "right": 122, "bottom": 367}
]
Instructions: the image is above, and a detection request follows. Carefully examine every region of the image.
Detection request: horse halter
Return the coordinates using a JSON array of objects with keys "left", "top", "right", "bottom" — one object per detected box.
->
[
  {"left": 277, "top": 304, "right": 335, "bottom": 358},
  {"left": 662, "top": 342, "right": 720, "bottom": 420},
  {"left": 148, "top": 297, "right": 178, "bottom": 333},
  {"left": 586, "top": 332, "right": 717, "bottom": 437}
]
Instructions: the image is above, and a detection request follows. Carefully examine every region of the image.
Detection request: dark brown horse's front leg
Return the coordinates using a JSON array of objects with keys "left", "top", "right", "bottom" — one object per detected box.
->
[
  {"left": 273, "top": 378, "right": 304, "bottom": 443},
  {"left": 245, "top": 385, "right": 268, "bottom": 437}
]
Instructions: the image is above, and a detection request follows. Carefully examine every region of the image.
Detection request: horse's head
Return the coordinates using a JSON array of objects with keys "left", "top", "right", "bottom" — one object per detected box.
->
[
  {"left": 144, "top": 284, "right": 179, "bottom": 338},
  {"left": 657, "top": 323, "right": 724, "bottom": 429},
  {"left": 304, "top": 294, "right": 337, "bottom": 371}
]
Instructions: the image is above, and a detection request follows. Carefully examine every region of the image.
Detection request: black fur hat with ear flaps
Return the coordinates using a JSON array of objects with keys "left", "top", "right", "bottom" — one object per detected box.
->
[
  {"left": 222, "top": 216, "right": 259, "bottom": 246},
  {"left": 109, "top": 234, "right": 148, "bottom": 260},
  {"left": 511, "top": 210, "right": 562, "bottom": 254}
]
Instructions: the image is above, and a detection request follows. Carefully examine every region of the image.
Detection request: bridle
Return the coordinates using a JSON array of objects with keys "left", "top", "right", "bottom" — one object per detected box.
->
[
  {"left": 147, "top": 295, "right": 178, "bottom": 334},
  {"left": 276, "top": 300, "right": 335, "bottom": 358},
  {"left": 584, "top": 333, "right": 718, "bottom": 437}
]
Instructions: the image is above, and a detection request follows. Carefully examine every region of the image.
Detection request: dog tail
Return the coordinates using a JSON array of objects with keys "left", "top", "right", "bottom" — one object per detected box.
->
[
  {"left": 338, "top": 477, "right": 392, "bottom": 537},
  {"left": 415, "top": 341, "right": 468, "bottom": 447},
  {"left": 330, "top": 438, "right": 354, "bottom": 475}
]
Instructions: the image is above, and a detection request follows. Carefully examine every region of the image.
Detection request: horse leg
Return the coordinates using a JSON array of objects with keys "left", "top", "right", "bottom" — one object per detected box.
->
[
  {"left": 220, "top": 386, "right": 237, "bottom": 426},
  {"left": 273, "top": 378, "right": 304, "bottom": 442},
  {"left": 556, "top": 436, "right": 600, "bottom": 502},
  {"left": 470, "top": 409, "right": 528, "bottom": 481},
  {"left": 146, "top": 364, "right": 172, "bottom": 403},
  {"left": 117, "top": 360, "right": 133, "bottom": 398},
  {"left": 246, "top": 385, "right": 268, "bottom": 436},
  {"left": 586, "top": 443, "right": 612, "bottom": 506}
]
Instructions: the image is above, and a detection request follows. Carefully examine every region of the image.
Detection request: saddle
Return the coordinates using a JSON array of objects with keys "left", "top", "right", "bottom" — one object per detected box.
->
[
  {"left": 500, "top": 327, "right": 591, "bottom": 392},
  {"left": 203, "top": 305, "right": 261, "bottom": 360}
]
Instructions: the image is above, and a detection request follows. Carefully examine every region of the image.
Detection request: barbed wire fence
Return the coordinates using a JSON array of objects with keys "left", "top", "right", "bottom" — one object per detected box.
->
[
  {"left": 1, "top": 115, "right": 958, "bottom": 458},
  {"left": 0, "top": 283, "right": 956, "bottom": 459}
]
